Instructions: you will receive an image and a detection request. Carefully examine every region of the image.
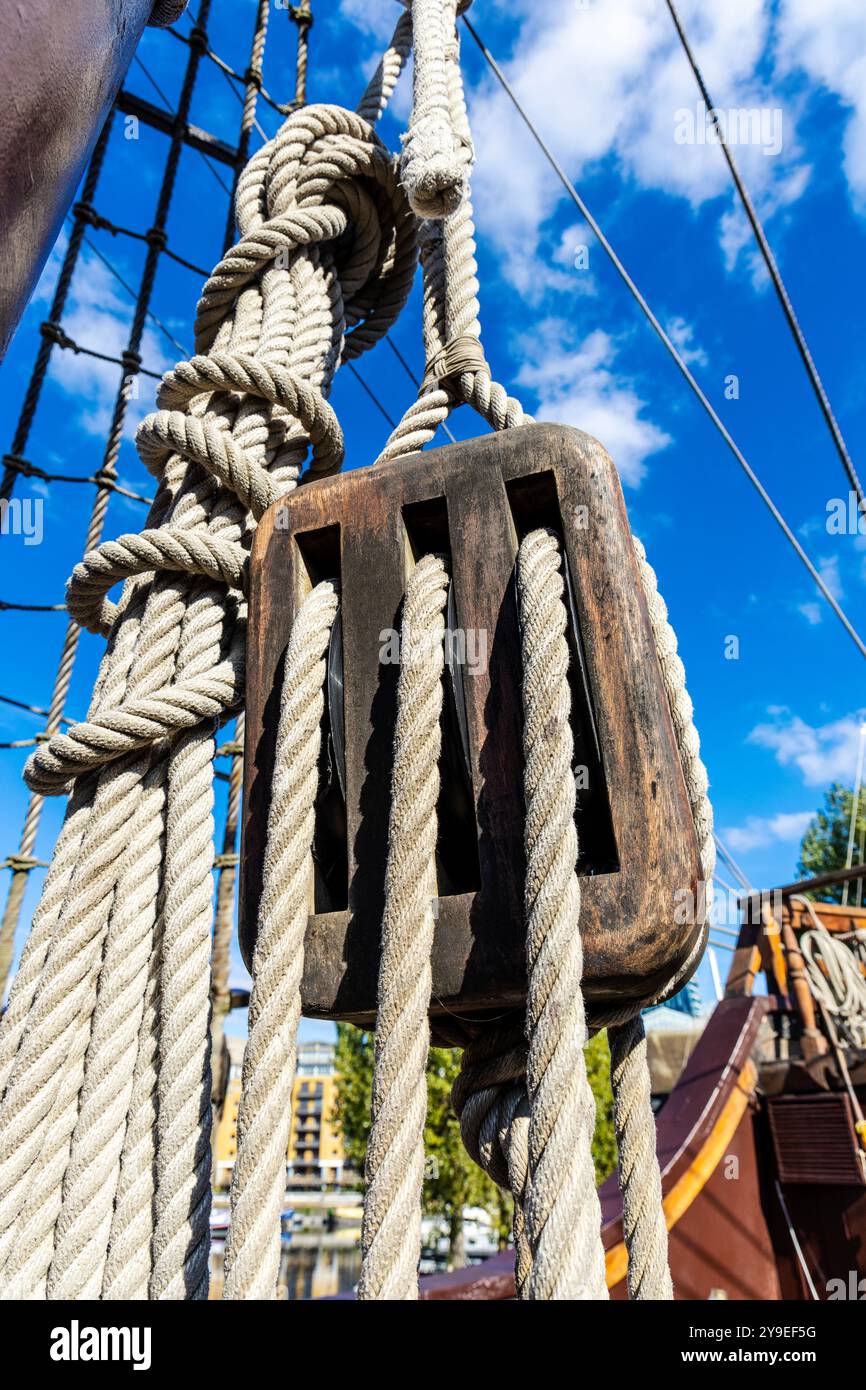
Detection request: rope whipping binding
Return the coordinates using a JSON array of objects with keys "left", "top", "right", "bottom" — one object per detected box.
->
[
  {"left": 0, "top": 3, "right": 418, "bottom": 1299},
  {"left": 0, "top": 0, "right": 711, "bottom": 1303}
]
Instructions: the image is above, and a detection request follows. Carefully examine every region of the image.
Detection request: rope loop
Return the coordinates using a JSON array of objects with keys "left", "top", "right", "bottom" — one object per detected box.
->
[{"left": 25, "top": 98, "right": 417, "bottom": 800}]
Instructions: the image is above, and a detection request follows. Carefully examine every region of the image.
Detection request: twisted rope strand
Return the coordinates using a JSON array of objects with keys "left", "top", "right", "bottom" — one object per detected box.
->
[
  {"left": 517, "top": 529, "right": 608, "bottom": 1301},
  {"left": 0, "top": 64, "right": 416, "bottom": 1297},
  {"left": 608, "top": 1015, "right": 673, "bottom": 1300},
  {"left": 358, "top": 554, "right": 449, "bottom": 1301},
  {"left": 222, "top": 582, "right": 338, "bottom": 1300}
]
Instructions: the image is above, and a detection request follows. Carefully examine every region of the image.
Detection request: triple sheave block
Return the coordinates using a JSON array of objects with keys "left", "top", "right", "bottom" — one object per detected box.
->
[{"left": 240, "top": 423, "right": 702, "bottom": 1040}]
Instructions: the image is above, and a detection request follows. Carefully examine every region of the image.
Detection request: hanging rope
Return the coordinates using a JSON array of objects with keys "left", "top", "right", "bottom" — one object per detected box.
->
[
  {"left": 516, "top": 529, "right": 607, "bottom": 1300},
  {"left": 0, "top": 0, "right": 715, "bottom": 1306},
  {"left": 358, "top": 554, "right": 449, "bottom": 1300},
  {"left": 608, "top": 1016, "right": 673, "bottom": 1301},
  {"left": 223, "top": 581, "right": 338, "bottom": 1300},
  {"left": 289, "top": 3, "right": 314, "bottom": 108},
  {"left": 375, "top": 0, "right": 529, "bottom": 465},
  {"left": 400, "top": 0, "right": 471, "bottom": 217},
  {"left": 453, "top": 529, "right": 715, "bottom": 1301},
  {"left": 0, "top": 2, "right": 417, "bottom": 1298}
]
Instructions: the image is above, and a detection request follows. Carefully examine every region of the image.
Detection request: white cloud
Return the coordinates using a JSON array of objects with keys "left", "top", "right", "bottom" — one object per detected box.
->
[
  {"left": 748, "top": 709, "right": 866, "bottom": 786},
  {"left": 468, "top": 0, "right": 811, "bottom": 292},
  {"left": 31, "top": 236, "right": 172, "bottom": 440},
  {"left": 797, "top": 601, "right": 821, "bottom": 625},
  {"left": 515, "top": 323, "right": 671, "bottom": 486},
  {"left": 338, "top": 0, "right": 397, "bottom": 41},
  {"left": 723, "top": 808, "right": 814, "bottom": 853},
  {"left": 776, "top": 0, "right": 866, "bottom": 207},
  {"left": 665, "top": 315, "right": 707, "bottom": 367},
  {"left": 818, "top": 553, "right": 844, "bottom": 600}
]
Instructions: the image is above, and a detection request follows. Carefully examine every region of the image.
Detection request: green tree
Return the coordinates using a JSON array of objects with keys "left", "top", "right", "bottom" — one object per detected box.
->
[
  {"left": 797, "top": 782, "right": 865, "bottom": 901},
  {"left": 586, "top": 1031, "right": 617, "bottom": 1186},
  {"left": 332, "top": 1021, "right": 618, "bottom": 1263}
]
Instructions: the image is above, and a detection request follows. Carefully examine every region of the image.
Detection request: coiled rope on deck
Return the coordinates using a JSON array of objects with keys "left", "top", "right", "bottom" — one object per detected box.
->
[{"left": 795, "top": 896, "right": 866, "bottom": 1051}]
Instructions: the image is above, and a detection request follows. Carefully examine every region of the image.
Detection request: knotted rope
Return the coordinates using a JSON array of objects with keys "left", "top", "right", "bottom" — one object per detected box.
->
[
  {"left": 0, "top": 6, "right": 417, "bottom": 1298},
  {"left": 359, "top": 555, "right": 449, "bottom": 1300},
  {"left": 400, "top": 0, "right": 473, "bottom": 217},
  {"left": 376, "top": 0, "right": 528, "bottom": 465}
]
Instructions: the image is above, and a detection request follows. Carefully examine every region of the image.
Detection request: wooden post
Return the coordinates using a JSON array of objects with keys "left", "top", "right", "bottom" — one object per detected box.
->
[
  {"left": 780, "top": 912, "right": 828, "bottom": 1060},
  {"left": 0, "top": 0, "right": 156, "bottom": 357}
]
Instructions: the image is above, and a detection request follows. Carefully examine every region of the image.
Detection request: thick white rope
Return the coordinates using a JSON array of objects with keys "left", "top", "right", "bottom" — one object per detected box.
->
[
  {"left": 358, "top": 555, "right": 449, "bottom": 1300},
  {"left": 378, "top": 0, "right": 528, "bottom": 464},
  {"left": 608, "top": 1015, "right": 673, "bottom": 1301},
  {"left": 453, "top": 531, "right": 713, "bottom": 1300},
  {"left": 223, "top": 582, "right": 338, "bottom": 1300},
  {"left": 595, "top": 534, "right": 717, "bottom": 1302},
  {"left": 401, "top": 0, "right": 471, "bottom": 217},
  {"left": 517, "top": 529, "right": 608, "bottom": 1301},
  {"left": 0, "top": 26, "right": 416, "bottom": 1297}
]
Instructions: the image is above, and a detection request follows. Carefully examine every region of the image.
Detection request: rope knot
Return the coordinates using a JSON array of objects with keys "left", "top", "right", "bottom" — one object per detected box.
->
[{"left": 451, "top": 1021, "right": 528, "bottom": 1191}]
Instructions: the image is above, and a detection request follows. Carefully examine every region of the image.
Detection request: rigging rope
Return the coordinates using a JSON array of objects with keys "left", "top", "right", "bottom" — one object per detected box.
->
[
  {"left": 0, "top": 0, "right": 713, "bottom": 1304},
  {"left": 358, "top": 555, "right": 449, "bottom": 1301},
  {"left": 0, "top": 6, "right": 417, "bottom": 1298},
  {"left": 223, "top": 581, "right": 338, "bottom": 1300},
  {"left": 517, "top": 529, "right": 607, "bottom": 1301},
  {"left": 459, "top": 13, "right": 866, "bottom": 664},
  {"left": 664, "top": 0, "right": 864, "bottom": 515}
]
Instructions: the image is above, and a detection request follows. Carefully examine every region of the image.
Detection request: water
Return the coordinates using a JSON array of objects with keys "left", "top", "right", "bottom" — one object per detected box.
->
[{"left": 280, "top": 1235, "right": 361, "bottom": 1300}]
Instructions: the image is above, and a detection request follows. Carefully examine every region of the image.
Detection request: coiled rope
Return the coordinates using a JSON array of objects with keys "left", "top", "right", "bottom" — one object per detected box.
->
[
  {"left": 0, "top": 8, "right": 417, "bottom": 1300},
  {"left": 795, "top": 896, "right": 866, "bottom": 1050},
  {"left": 0, "top": 0, "right": 713, "bottom": 1304}
]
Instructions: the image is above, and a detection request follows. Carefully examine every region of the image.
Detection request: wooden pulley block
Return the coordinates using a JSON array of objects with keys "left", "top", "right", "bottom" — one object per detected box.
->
[{"left": 240, "top": 423, "right": 702, "bottom": 1035}]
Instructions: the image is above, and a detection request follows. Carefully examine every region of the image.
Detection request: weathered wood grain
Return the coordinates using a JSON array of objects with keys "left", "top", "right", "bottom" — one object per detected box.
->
[{"left": 241, "top": 423, "right": 703, "bottom": 1031}]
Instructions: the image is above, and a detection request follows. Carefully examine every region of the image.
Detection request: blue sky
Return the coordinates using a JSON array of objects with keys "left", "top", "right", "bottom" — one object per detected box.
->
[{"left": 1, "top": 0, "right": 865, "bottom": 1025}]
